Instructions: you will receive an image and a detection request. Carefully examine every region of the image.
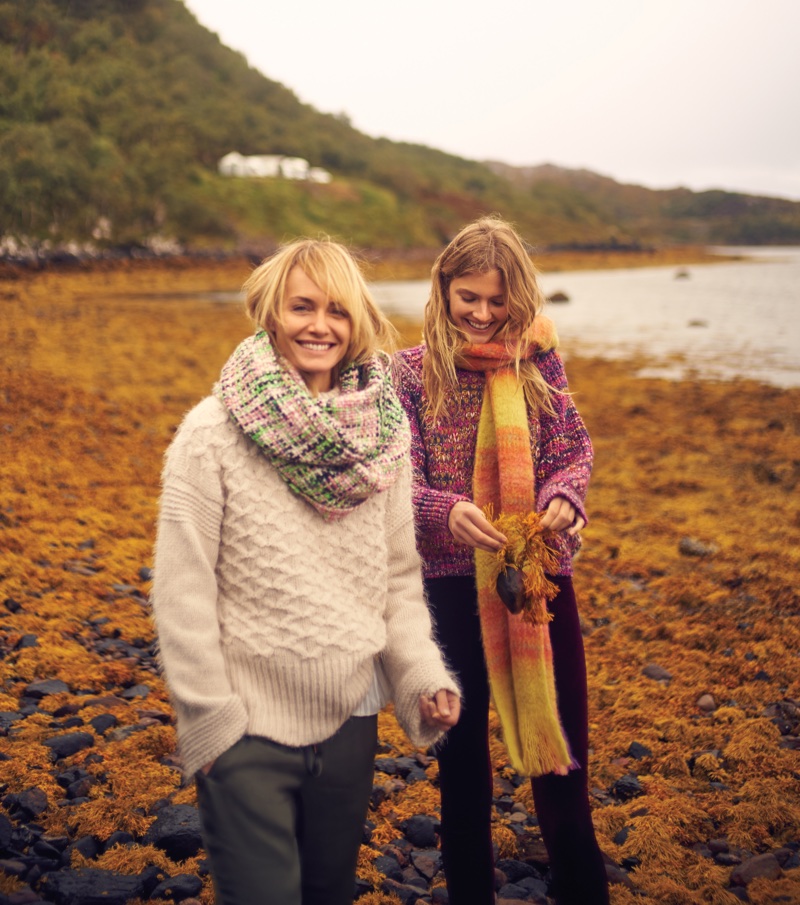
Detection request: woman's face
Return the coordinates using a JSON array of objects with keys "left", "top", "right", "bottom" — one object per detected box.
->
[
  {"left": 447, "top": 270, "right": 508, "bottom": 344},
  {"left": 273, "top": 266, "right": 352, "bottom": 393}
]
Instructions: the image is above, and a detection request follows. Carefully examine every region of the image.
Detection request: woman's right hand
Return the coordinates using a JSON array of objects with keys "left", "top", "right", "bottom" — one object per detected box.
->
[{"left": 448, "top": 501, "right": 507, "bottom": 552}]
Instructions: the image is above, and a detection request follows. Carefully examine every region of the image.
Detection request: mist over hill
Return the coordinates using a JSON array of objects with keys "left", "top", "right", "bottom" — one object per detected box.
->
[{"left": 1, "top": 0, "right": 798, "bottom": 256}]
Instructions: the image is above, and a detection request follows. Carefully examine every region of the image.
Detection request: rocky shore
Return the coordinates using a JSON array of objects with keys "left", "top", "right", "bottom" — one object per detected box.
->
[{"left": 0, "top": 261, "right": 798, "bottom": 904}]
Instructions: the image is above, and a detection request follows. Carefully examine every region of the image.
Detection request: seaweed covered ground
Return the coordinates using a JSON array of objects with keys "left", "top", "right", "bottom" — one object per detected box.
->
[{"left": 1, "top": 259, "right": 798, "bottom": 905}]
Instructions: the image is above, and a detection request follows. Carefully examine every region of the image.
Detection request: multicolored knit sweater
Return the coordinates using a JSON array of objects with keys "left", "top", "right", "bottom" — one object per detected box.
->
[{"left": 392, "top": 344, "right": 593, "bottom": 579}]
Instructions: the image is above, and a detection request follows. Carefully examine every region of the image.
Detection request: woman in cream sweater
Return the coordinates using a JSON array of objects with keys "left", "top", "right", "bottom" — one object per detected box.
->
[{"left": 152, "top": 238, "right": 460, "bottom": 905}]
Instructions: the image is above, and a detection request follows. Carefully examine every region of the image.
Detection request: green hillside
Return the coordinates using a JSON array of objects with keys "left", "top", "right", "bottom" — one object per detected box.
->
[{"left": 1, "top": 0, "right": 798, "bottom": 253}]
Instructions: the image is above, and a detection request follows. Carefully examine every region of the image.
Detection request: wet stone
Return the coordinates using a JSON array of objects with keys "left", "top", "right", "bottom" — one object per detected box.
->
[
  {"left": 143, "top": 805, "right": 203, "bottom": 861},
  {"left": 610, "top": 774, "right": 645, "bottom": 801},
  {"left": 25, "top": 680, "right": 70, "bottom": 700},
  {"left": 149, "top": 873, "right": 203, "bottom": 901},
  {"left": 401, "top": 815, "right": 438, "bottom": 848},
  {"left": 627, "top": 741, "right": 652, "bottom": 759},
  {"left": 43, "top": 731, "right": 94, "bottom": 761},
  {"left": 39, "top": 867, "right": 145, "bottom": 905}
]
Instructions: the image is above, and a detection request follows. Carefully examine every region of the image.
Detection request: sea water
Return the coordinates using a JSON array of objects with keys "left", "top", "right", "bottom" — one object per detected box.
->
[{"left": 370, "top": 247, "right": 800, "bottom": 388}]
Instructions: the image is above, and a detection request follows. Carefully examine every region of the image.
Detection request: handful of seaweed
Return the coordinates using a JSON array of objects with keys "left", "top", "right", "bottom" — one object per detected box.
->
[{"left": 485, "top": 509, "right": 561, "bottom": 624}]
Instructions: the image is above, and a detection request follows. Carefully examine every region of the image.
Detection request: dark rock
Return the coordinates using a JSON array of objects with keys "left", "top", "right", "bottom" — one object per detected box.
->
[
  {"left": 4, "top": 598, "right": 21, "bottom": 613},
  {"left": 16, "top": 635, "right": 38, "bottom": 650},
  {"left": 496, "top": 859, "right": 540, "bottom": 884},
  {"left": 642, "top": 663, "right": 672, "bottom": 682},
  {"left": 67, "top": 777, "right": 96, "bottom": 800},
  {"left": 709, "top": 838, "right": 730, "bottom": 854},
  {"left": 401, "top": 815, "right": 438, "bottom": 848},
  {"left": 610, "top": 774, "right": 645, "bottom": 801},
  {"left": 119, "top": 684, "right": 150, "bottom": 700},
  {"left": 431, "top": 887, "right": 450, "bottom": 904},
  {"left": 104, "top": 831, "right": 134, "bottom": 850},
  {"left": 381, "top": 878, "right": 428, "bottom": 904},
  {"left": 497, "top": 883, "right": 528, "bottom": 900},
  {"left": 0, "top": 712, "right": 23, "bottom": 733},
  {"left": 149, "top": 873, "right": 203, "bottom": 901},
  {"left": 627, "top": 742, "right": 652, "bottom": 759},
  {"left": 40, "top": 868, "right": 145, "bottom": 905},
  {"left": 0, "top": 859, "right": 27, "bottom": 877},
  {"left": 354, "top": 876, "right": 373, "bottom": 899},
  {"left": 517, "top": 875, "right": 549, "bottom": 899},
  {"left": 66, "top": 835, "right": 100, "bottom": 861},
  {"left": 410, "top": 848, "right": 442, "bottom": 880},
  {"left": 604, "top": 861, "right": 636, "bottom": 887},
  {"left": 24, "top": 679, "right": 68, "bottom": 699},
  {"left": 375, "top": 854, "right": 404, "bottom": 882},
  {"left": 17, "top": 788, "right": 48, "bottom": 819},
  {"left": 613, "top": 826, "right": 631, "bottom": 845},
  {"left": 400, "top": 867, "right": 428, "bottom": 890},
  {"left": 730, "top": 852, "right": 782, "bottom": 885},
  {"left": 139, "top": 566, "right": 154, "bottom": 582},
  {"left": 0, "top": 813, "right": 12, "bottom": 851},
  {"left": 89, "top": 713, "right": 118, "bottom": 734},
  {"left": 43, "top": 732, "right": 94, "bottom": 761},
  {"left": 716, "top": 851, "right": 742, "bottom": 866},
  {"left": 143, "top": 805, "right": 203, "bottom": 860}
]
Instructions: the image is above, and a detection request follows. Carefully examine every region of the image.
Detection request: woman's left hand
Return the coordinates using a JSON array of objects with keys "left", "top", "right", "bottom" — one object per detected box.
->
[
  {"left": 419, "top": 689, "right": 461, "bottom": 729},
  {"left": 540, "top": 497, "right": 585, "bottom": 536}
]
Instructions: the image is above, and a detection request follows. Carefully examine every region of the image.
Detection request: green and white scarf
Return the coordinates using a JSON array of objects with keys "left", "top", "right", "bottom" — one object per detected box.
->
[{"left": 215, "top": 331, "right": 410, "bottom": 519}]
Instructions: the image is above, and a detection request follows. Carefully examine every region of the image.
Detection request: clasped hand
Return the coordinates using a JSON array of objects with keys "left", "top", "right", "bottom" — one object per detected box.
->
[
  {"left": 418, "top": 689, "right": 461, "bottom": 729},
  {"left": 447, "top": 497, "right": 584, "bottom": 552}
]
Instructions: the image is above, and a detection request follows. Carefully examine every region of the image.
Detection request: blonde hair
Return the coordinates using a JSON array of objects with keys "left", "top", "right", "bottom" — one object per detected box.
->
[
  {"left": 422, "top": 216, "right": 557, "bottom": 422},
  {"left": 243, "top": 238, "right": 396, "bottom": 378}
]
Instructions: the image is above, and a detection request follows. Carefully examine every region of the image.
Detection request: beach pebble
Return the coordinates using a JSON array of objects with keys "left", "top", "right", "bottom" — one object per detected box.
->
[
  {"left": 149, "top": 873, "right": 203, "bottom": 901},
  {"left": 627, "top": 741, "right": 653, "bottom": 759},
  {"left": 697, "top": 694, "right": 717, "bottom": 712},
  {"left": 729, "top": 852, "right": 782, "bottom": 885},
  {"left": 642, "top": 663, "right": 672, "bottom": 682},
  {"left": 40, "top": 868, "right": 145, "bottom": 905},
  {"left": 43, "top": 731, "right": 94, "bottom": 761},
  {"left": 143, "top": 805, "right": 203, "bottom": 861},
  {"left": 25, "top": 679, "right": 69, "bottom": 699},
  {"left": 679, "top": 537, "right": 719, "bottom": 557},
  {"left": 610, "top": 774, "right": 645, "bottom": 801},
  {"left": 401, "top": 815, "right": 438, "bottom": 848}
]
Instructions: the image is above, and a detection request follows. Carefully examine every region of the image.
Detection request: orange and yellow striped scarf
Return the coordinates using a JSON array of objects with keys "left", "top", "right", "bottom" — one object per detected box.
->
[{"left": 459, "top": 318, "right": 575, "bottom": 777}]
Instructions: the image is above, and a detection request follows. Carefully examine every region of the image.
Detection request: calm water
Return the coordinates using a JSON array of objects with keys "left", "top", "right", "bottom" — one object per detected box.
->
[{"left": 370, "top": 247, "right": 800, "bottom": 388}]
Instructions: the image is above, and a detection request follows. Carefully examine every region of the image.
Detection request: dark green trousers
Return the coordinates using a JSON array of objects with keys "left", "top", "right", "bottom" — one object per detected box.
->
[{"left": 195, "top": 716, "right": 377, "bottom": 905}]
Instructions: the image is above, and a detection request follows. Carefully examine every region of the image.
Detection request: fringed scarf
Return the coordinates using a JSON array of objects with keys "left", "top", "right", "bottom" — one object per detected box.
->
[
  {"left": 215, "top": 330, "right": 410, "bottom": 519},
  {"left": 458, "top": 317, "right": 575, "bottom": 777}
]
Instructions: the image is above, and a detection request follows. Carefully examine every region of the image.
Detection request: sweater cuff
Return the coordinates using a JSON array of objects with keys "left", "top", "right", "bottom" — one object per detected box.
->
[
  {"left": 416, "top": 490, "right": 472, "bottom": 534},
  {"left": 390, "top": 661, "right": 461, "bottom": 750},
  {"left": 177, "top": 695, "right": 249, "bottom": 779},
  {"left": 537, "top": 482, "right": 588, "bottom": 526}
]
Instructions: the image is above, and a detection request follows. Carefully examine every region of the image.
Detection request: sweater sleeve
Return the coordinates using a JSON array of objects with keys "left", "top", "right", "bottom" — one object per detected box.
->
[
  {"left": 380, "top": 462, "right": 460, "bottom": 747},
  {"left": 152, "top": 408, "right": 249, "bottom": 777},
  {"left": 392, "top": 351, "right": 471, "bottom": 535},
  {"left": 534, "top": 350, "right": 594, "bottom": 523}
]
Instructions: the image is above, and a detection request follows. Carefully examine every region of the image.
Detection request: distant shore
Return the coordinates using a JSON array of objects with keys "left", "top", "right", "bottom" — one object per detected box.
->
[{"left": 0, "top": 243, "right": 742, "bottom": 283}]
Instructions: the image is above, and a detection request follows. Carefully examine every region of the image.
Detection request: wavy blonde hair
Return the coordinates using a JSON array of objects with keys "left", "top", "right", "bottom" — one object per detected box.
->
[
  {"left": 244, "top": 237, "right": 396, "bottom": 381},
  {"left": 422, "top": 216, "right": 557, "bottom": 422}
]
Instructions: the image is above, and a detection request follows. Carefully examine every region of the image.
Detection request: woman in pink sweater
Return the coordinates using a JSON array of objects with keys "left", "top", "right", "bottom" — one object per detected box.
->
[{"left": 393, "top": 217, "right": 609, "bottom": 905}]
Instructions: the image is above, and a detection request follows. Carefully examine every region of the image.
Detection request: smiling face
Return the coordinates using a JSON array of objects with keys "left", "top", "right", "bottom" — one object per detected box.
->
[
  {"left": 272, "top": 266, "right": 352, "bottom": 393},
  {"left": 447, "top": 270, "right": 509, "bottom": 344}
]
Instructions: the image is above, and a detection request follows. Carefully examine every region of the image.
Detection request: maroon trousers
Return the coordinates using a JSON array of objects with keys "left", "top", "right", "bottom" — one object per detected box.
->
[{"left": 425, "top": 575, "right": 609, "bottom": 905}]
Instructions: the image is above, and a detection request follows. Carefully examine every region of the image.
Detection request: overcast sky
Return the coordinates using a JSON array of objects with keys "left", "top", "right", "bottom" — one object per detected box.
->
[{"left": 182, "top": 0, "right": 800, "bottom": 200}]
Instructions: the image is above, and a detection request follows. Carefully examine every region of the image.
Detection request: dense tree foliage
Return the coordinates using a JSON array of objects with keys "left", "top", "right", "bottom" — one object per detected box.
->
[{"left": 1, "top": 0, "right": 798, "bottom": 251}]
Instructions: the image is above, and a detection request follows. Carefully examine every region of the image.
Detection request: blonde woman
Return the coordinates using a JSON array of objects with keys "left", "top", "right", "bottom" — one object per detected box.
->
[
  {"left": 152, "top": 238, "right": 460, "bottom": 905},
  {"left": 393, "top": 218, "right": 608, "bottom": 905}
]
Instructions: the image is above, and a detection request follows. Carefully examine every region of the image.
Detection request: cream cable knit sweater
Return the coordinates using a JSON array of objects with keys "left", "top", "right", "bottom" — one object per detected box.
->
[{"left": 152, "top": 396, "right": 458, "bottom": 778}]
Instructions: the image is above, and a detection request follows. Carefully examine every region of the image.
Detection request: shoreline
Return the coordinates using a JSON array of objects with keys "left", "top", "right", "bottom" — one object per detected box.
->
[{"left": 1, "top": 263, "right": 799, "bottom": 903}]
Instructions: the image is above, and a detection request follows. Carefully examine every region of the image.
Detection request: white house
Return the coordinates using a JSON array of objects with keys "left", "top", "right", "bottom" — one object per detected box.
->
[{"left": 218, "top": 151, "right": 332, "bottom": 183}]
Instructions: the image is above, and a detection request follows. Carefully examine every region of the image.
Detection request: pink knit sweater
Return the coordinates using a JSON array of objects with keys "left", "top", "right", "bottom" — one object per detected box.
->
[{"left": 392, "top": 344, "right": 593, "bottom": 579}]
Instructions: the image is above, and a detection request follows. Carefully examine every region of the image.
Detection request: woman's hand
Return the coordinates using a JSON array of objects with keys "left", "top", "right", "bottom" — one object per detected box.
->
[
  {"left": 419, "top": 689, "right": 461, "bottom": 729},
  {"left": 448, "top": 501, "right": 507, "bottom": 552},
  {"left": 540, "top": 497, "right": 585, "bottom": 536}
]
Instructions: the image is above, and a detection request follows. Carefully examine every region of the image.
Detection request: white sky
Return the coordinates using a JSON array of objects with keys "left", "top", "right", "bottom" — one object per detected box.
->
[{"left": 182, "top": 0, "right": 800, "bottom": 200}]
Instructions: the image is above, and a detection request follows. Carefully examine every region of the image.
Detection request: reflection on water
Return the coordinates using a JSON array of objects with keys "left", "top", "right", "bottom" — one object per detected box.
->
[{"left": 370, "top": 247, "right": 800, "bottom": 388}]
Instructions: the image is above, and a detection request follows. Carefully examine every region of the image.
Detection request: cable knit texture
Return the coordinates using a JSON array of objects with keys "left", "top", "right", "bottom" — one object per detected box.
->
[
  {"left": 392, "top": 344, "right": 593, "bottom": 579},
  {"left": 152, "top": 396, "right": 458, "bottom": 778}
]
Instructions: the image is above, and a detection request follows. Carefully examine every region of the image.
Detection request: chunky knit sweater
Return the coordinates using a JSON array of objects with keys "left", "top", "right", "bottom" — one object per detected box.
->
[
  {"left": 392, "top": 344, "right": 593, "bottom": 579},
  {"left": 152, "top": 396, "right": 458, "bottom": 777}
]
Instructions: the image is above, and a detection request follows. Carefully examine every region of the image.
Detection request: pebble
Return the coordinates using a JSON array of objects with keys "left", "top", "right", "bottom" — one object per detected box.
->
[
  {"left": 642, "top": 663, "right": 672, "bottom": 682},
  {"left": 697, "top": 694, "right": 717, "bottom": 712}
]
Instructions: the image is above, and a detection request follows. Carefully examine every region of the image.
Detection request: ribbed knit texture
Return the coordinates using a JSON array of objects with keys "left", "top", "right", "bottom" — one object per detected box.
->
[
  {"left": 152, "top": 396, "right": 458, "bottom": 778},
  {"left": 392, "top": 345, "right": 593, "bottom": 579}
]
